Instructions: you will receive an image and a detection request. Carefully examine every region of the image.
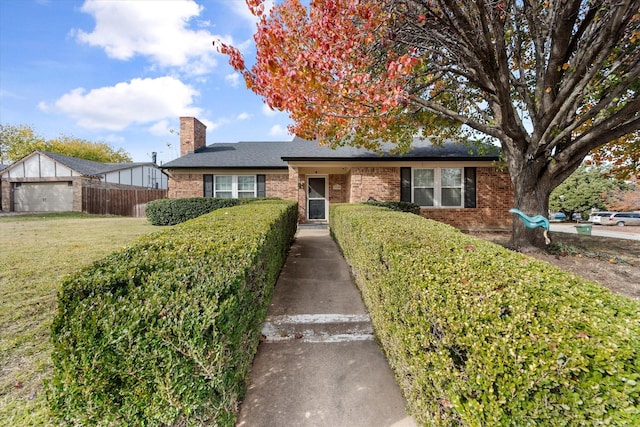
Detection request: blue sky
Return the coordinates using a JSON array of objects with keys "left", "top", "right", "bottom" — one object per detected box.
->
[{"left": 0, "top": 0, "right": 290, "bottom": 164}]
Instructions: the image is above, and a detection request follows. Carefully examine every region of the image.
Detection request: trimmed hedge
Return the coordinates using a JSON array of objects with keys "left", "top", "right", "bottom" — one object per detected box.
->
[
  {"left": 145, "top": 197, "right": 243, "bottom": 225},
  {"left": 48, "top": 200, "right": 298, "bottom": 426},
  {"left": 364, "top": 200, "right": 421, "bottom": 214},
  {"left": 330, "top": 204, "right": 640, "bottom": 426}
]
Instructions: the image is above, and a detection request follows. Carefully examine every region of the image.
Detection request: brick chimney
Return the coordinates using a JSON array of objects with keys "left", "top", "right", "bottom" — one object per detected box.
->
[{"left": 180, "top": 117, "right": 207, "bottom": 156}]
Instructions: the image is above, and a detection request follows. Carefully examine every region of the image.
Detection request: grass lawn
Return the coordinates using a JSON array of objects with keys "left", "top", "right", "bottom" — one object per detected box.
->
[{"left": 0, "top": 213, "right": 164, "bottom": 426}]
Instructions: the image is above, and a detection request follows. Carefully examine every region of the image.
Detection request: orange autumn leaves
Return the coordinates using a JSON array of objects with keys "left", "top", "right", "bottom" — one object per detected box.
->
[{"left": 215, "top": 0, "right": 422, "bottom": 149}]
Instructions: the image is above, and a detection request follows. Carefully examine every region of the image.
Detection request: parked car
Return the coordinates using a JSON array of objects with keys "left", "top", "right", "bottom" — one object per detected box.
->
[
  {"left": 588, "top": 212, "right": 613, "bottom": 224},
  {"left": 551, "top": 212, "right": 567, "bottom": 221},
  {"left": 589, "top": 212, "right": 640, "bottom": 226}
]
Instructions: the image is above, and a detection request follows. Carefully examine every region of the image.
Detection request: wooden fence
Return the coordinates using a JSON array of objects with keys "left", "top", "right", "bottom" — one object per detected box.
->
[{"left": 83, "top": 187, "right": 167, "bottom": 217}]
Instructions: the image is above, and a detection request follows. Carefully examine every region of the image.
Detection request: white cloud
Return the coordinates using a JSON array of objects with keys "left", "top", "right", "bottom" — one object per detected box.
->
[
  {"left": 225, "top": 73, "right": 241, "bottom": 88},
  {"left": 237, "top": 112, "right": 251, "bottom": 120},
  {"left": 226, "top": 0, "right": 274, "bottom": 24},
  {"left": 262, "top": 103, "right": 279, "bottom": 117},
  {"left": 269, "top": 124, "right": 290, "bottom": 137},
  {"left": 148, "top": 120, "right": 172, "bottom": 136},
  {"left": 39, "top": 76, "right": 201, "bottom": 131},
  {"left": 200, "top": 117, "right": 228, "bottom": 131},
  {"left": 73, "top": 0, "right": 233, "bottom": 75}
]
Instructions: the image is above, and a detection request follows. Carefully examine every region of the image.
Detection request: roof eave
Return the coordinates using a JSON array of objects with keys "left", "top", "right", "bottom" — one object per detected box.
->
[
  {"left": 281, "top": 156, "right": 500, "bottom": 162},
  {"left": 160, "top": 165, "right": 288, "bottom": 170}
]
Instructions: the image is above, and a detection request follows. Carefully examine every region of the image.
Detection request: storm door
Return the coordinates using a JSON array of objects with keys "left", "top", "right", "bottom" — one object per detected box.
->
[{"left": 307, "top": 176, "right": 327, "bottom": 220}]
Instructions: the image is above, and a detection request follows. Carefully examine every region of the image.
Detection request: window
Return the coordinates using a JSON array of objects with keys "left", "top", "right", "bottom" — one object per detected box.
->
[
  {"left": 215, "top": 175, "right": 234, "bottom": 198},
  {"left": 237, "top": 176, "right": 256, "bottom": 198},
  {"left": 411, "top": 168, "right": 463, "bottom": 207},
  {"left": 413, "top": 169, "right": 434, "bottom": 206},
  {"left": 204, "top": 175, "right": 262, "bottom": 198}
]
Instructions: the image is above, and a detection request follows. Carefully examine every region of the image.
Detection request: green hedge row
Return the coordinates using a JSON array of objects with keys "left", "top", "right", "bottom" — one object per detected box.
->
[
  {"left": 48, "top": 200, "right": 298, "bottom": 426},
  {"left": 330, "top": 204, "right": 640, "bottom": 426},
  {"left": 145, "top": 197, "right": 243, "bottom": 225},
  {"left": 364, "top": 200, "right": 421, "bottom": 214}
]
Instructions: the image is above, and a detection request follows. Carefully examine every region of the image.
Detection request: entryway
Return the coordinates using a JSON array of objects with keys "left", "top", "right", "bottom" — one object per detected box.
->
[{"left": 307, "top": 176, "right": 327, "bottom": 221}]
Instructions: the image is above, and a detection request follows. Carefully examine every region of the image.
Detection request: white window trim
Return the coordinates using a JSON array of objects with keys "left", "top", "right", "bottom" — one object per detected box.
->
[
  {"left": 412, "top": 168, "right": 464, "bottom": 208},
  {"left": 214, "top": 175, "right": 257, "bottom": 198}
]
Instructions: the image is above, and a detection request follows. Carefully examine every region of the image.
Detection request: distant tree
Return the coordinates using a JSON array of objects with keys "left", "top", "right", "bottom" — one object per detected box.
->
[
  {"left": 602, "top": 177, "right": 640, "bottom": 211},
  {"left": 549, "top": 166, "right": 628, "bottom": 218},
  {"left": 0, "top": 124, "right": 132, "bottom": 164},
  {"left": 589, "top": 133, "right": 640, "bottom": 180},
  {"left": 0, "top": 124, "right": 44, "bottom": 165},
  {"left": 218, "top": 0, "right": 640, "bottom": 250}
]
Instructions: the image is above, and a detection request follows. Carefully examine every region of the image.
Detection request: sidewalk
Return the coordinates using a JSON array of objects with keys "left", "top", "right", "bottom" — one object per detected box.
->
[
  {"left": 550, "top": 223, "right": 640, "bottom": 240},
  {"left": 237, "top": 227, "right": 416, "bottom": 427}
]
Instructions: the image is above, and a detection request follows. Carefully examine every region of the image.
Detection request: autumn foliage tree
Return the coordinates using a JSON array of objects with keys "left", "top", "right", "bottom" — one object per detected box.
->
[
  {"left": 590, "top": 133, "right": 640, "bottom": 179},
  {"left": 0, "top": 124, "right": 132, "bottom": 164},
  {"left": 218, "top": 0, "right": 640, "bottom": 249}
]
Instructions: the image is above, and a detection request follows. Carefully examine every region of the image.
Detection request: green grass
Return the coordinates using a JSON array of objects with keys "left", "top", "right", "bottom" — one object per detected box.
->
[{"left": 0, "top": 214, "right": 164, "bottom": 426}]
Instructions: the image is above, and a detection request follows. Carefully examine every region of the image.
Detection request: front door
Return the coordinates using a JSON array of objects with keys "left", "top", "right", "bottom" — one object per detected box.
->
[{"left": 307, "top": 176, "right": 327, "bottom": 220}]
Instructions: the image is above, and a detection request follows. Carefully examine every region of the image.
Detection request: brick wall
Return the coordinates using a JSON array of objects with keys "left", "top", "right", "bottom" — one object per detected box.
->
[
  {"left": 420, "top": 167, "right": 513, "bottom": 230},
  {"left": 168, "top": 172, "right": 295, "bottom": 200},
  {"left": 266, "top": 174, "right": 293, "bottom": 199},
  {"left": 168, "top": 173, "right": 203, "bottom": 198},
  {"left": 347, "top": 167, "right": 400, "bottom": 202},
  {"left": 329, "top": 174, "right": 347, "bottom": 204},
  {"left": 1, "top": 179, "right": 9, "bottom": 212},
  {"left": 343, "top": 166, "right": 513, "bottom": 231},
  {"left": 296, "top": 172, "right": 307, "bottom": 222}
]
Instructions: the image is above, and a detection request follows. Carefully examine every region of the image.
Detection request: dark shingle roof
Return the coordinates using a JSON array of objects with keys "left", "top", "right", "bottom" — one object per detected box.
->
[
  {"left": 42, "top": 152, "right": 153, "bottom": 176},
  {"left": 162, "top": 137, "right": 501, "bottom": 169},
  {"left": 43, "top": 152, "right": 109, "bottom": 176}
]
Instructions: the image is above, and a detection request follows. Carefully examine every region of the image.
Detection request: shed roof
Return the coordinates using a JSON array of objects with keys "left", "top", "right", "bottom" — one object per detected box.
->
[{"left": 161, "top": 137, "right": 501, "bottom": 169}]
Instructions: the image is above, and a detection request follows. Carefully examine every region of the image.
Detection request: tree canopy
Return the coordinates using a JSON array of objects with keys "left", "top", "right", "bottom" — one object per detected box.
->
[
  {"left": 219, "top": 0, "right": 640, "bottom": 249},
  {"left": 549, "top": 165, "right": 629, "bottom": 217},
  {"left": 0, "top": 124, "right": 132, "bottom": 164},
  {"left": 589, "top": 133, "right": 640, "bottom": 179}
]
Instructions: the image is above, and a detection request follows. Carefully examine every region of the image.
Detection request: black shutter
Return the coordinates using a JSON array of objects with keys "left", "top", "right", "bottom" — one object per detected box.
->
[
  {"left": 464, "top": 167, "right": 476, "bottom": 208},
  {"left": 257, "top": 174, "right": 266, "bottom": 197},
  {"left": 400, "top": 167, "right": 412, "bottom": 202},
  {"left": 203, "top": 174, "right": 213, "bottom": 197}
]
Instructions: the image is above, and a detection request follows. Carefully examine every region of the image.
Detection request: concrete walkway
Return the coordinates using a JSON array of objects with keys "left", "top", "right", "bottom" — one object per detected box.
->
[{"left": 237, "top": 227, "right": 416, "bottom": 427}]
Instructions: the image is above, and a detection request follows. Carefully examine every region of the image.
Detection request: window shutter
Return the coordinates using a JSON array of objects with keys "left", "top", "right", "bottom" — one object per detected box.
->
[
  {"left": 203, "top": 174, "right": 213, "bottom": 197},
  {"left": 400, "top": 167, "right": 412, "bottom": 202},
  {"left": 464, "top": 167, "right": 476, "bottom": 208},
  {"left": 257, "top": 174, "right": 266, "bottom": 197}
]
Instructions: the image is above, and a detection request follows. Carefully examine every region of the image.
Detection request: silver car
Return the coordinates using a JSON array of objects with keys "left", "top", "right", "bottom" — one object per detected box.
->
[{"left": 590, "top": 212, "right": 640, "bottom": 226}]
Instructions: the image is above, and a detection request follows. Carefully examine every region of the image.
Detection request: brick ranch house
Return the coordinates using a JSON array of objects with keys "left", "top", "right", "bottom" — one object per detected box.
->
[{"left": 162, "top": 117, "right": 515, "bottom": 230}]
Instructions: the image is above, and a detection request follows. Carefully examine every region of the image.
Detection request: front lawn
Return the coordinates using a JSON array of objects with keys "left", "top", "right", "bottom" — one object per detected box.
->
[{"left": 0, "top": 214, "right": 162, "bottom": 426}]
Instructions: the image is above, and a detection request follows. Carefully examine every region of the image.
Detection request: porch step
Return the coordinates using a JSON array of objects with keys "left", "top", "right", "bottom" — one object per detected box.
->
[
  {"left": 261, "top": 313, "right": 373, "bottom": 343},
  {"left": 298, "top": 222, "right": 329, "bottom": 230}
]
